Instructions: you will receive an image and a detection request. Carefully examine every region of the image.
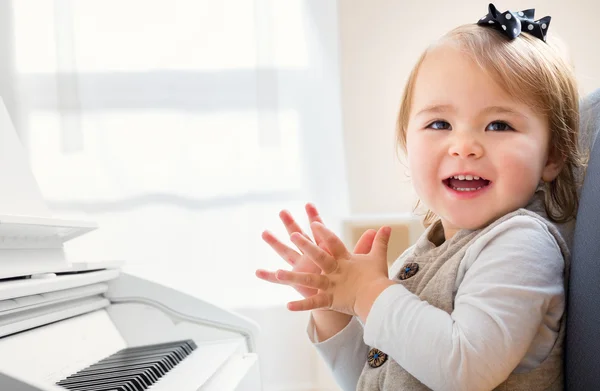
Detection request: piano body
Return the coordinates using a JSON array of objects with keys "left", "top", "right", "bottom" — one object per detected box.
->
[{"left": 0, "top": 99, "right": 262, "bottom": 390}]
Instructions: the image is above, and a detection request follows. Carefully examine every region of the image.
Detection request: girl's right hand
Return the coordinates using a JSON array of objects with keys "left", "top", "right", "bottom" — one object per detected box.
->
[{"left": 256, "top": 203, "right": 378, "bottom": 299}]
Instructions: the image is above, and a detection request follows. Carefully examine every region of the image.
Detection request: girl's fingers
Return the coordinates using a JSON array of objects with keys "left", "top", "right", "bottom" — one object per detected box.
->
[
  {"left": 256, "top": 269, "right": 318, "bottom": 298},
  {"left": 371, "top": 226, "right": 392, "bottom": 258},
  {"left": 305, "top": 203, "right": 325, "bottom": 247},
  {"left": 287, "top": 293, "right": 330, "bottom": 311},
  {"left": 278, "top": 204, "right": 332, "bottom": 253},
  {"left": 261, "top": 230, "right": 300, "bottom": 267},
  {"left": 354, "top": 229, "right": 377, "bottom": 254},
  {"left": 255, "top": 269, "right": 285, "bottom": 285},
  {"left": 279, "top": 210, "right": 312, "bottom": 242},
  {"left": 275, "top": 269, "right": 329, "bottom": 290},
  {"left": 310, "top": 222, "right": 351, "bottom": 260},
  {"left": 305, "top": 203, "right": 324, "bottom": 223},
  {"left": 290, "top": 232, "right": 338, "bottom": 273}
]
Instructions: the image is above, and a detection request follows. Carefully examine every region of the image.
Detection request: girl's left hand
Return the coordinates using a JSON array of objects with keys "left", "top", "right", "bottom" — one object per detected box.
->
[{"left": 275, "top": 221, "right": 393, "bottom": 317}]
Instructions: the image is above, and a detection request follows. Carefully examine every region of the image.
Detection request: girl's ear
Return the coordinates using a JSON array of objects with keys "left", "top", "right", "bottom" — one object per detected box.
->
[{"left": 541, "top": 147, "right": 565, "bottom": 182}]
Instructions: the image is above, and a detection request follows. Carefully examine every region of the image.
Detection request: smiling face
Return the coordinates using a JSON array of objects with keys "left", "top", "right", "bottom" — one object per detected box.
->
[{"left": 405, "top": 43, "right": 562, "bottom": 239}]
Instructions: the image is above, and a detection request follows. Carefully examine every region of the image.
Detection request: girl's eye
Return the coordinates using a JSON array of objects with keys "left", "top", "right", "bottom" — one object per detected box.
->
[
  {"left": 427, "top": 120, "right": 451, "bottom": 130},
  {"left": 486, "top": 121, "right": 514, "bottom": 131}
]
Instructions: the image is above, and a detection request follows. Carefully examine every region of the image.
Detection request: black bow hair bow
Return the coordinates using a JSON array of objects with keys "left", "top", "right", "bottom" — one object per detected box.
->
[{"left": 477, "top": 3, "right": 551, "bottom": 42}]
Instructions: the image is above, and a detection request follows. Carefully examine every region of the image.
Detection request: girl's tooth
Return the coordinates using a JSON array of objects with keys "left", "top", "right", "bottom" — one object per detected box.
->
[
  {"left": 452, "top": 184, "right": 487, "bottom": 191},
  {"left": 453, "top": 175, "right": 486, "bottom": 181}
]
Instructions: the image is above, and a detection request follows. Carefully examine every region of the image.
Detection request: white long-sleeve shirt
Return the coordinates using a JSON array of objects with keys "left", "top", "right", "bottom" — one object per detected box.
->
[{"left": 308, "top": 215, "right": 565, "bottom": 391}]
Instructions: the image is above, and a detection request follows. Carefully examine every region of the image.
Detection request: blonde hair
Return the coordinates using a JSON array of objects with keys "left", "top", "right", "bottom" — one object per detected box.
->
[{"left": 396, "top": 24, "right": 586, "bottom": 227}]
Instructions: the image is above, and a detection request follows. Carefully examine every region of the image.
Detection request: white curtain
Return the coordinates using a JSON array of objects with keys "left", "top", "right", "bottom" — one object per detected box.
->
[{"left": 1, "top": 0, "right": 348, "bottom": 389}]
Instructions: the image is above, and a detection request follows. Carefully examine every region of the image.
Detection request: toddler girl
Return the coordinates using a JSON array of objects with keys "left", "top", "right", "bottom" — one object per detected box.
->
[{"left": 256, "top": 4, "right": 585, "bottom": 390}]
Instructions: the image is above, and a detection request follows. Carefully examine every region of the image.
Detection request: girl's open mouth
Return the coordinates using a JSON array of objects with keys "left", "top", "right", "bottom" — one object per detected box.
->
[{"left": 443, "top": 175, "right": 491, "bottom": 192}]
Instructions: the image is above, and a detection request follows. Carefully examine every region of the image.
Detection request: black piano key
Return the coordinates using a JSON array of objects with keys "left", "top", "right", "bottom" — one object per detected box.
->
[
  {"left": 63, "top": 366, "right": 157, "bottom": 386},
  {"left": 59, "top": 364, "right": 159, "bottom": 389},
  {"left": 60, "top": 374, "right": 146, "bottom": 391},
  {"left": 81, "top": 353, "right": 178, "bottom": 374},
  {"left": 56, "top": 340, "right": 196, "bottom": 391},
  {"left": 64, "top": 385, "right": 128, "bottom": 391},
  {"left": 77, "top": 386, "right": 130, "bottom": 391},
  {"left": 97, "top": 346, "right": 187, "bottom": 365},
  {"left": 64, "top": 363, "right": 161, "bottom": 382},
  {"left": 106, "top": 340, "right": 195, "bottom": 359},
  {"left": 68, "top": 383, "right": 134, "bottom": 391},
  {"left": 112, "top": 340, "right": 190, "bottom": 352},
  {"left": 65, "top": 361, "right": 167, "bottom": 381},
  {"left": 81, "top": 347, "right": 185, "bottom": 368},
  {"left": 116, "top": 340, "right": 195, "bottom": 352},
  {"left": 117, "top": 343, "right": 192, "bottom": 359},
  {"left": 94, "top": 345, "right": 189, "bottom": 364},
  {"left": 76, "top": 388, "right": 122, "bottom": 391},
  {"left": 85, "top": 383, "right": 137, "bottom": 391},
  {"left": 101, "top": 347, "right": 183, "bottom": 363},
  {"left": 59, "top": 374, "right": 146, "bottom": 390},
  {"left": 58, "top": 368, "right": 154, "bottom": 387},
  {"left": 62, "top": 381, "right": 133, "bottom": 391},
  {"left": 73, "top": 353, "right": 175, "bottom": 372}
]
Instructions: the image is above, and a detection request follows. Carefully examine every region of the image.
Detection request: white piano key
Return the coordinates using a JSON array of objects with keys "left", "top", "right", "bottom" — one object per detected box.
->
[
  {"left": 149, "top": 339, "right": 245, "bottom": 391},
  {"left": 201, "top": 352, "right": 260, "bottom": 391}
]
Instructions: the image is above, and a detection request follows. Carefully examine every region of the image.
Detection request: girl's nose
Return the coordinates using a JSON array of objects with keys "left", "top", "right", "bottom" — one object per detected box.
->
[{"left": 448, "top": 134, "right": 484, "bottom": 159}]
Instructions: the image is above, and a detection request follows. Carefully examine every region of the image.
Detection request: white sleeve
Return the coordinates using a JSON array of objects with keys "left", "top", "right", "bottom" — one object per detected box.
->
[
  {"left": 362, "top": 216, "right": 565, "bottom": 391},
  {"left": 307, "top": 315, "right": 369, "bottom": 391}
]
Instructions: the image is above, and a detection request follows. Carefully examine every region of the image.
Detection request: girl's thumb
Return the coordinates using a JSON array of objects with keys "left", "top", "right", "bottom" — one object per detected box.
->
[{"left": 372, "top": 226, "right": 392, "bottom": 257}]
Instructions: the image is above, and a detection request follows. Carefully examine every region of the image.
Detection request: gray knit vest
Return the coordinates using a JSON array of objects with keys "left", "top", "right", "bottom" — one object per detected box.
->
[{"left": 356, "top": 190, "right": 570, "bottom": 391}]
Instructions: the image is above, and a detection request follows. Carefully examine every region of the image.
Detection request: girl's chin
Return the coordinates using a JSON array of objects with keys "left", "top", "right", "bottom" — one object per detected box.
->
[{"left": 440, "top": 214, "right": 495, "bottom": 232}]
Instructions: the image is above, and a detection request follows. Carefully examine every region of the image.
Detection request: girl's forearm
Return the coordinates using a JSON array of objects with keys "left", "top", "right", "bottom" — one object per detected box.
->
[{"left": 311, "top": 309, "right": 352, "bottom": 342}]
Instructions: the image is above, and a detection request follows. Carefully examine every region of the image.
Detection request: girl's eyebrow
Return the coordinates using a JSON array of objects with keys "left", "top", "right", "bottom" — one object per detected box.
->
[
  {"left": 414, "top": 104, "right": 454, "bottom": 117},
  {"left": 480, "top": 105, "right": 528, "bottom": 119},
  {"left": 414, "top": 104, "right": 528, "bottom": 120}
]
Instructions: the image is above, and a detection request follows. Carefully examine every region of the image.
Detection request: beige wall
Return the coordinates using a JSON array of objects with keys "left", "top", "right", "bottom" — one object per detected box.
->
[{"left": 338, "top": 0, "right": 600, "bottom": 215}]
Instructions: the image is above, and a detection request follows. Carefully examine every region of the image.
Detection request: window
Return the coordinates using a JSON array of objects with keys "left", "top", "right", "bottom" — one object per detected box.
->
[{"left": 9, "top": 0, "right": 349, "bottom": 310}]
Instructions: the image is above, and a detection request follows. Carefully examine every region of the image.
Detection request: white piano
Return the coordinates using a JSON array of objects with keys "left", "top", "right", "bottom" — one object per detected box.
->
[{"left": 0, "top": 100, "right": 262, "bottom": 391}]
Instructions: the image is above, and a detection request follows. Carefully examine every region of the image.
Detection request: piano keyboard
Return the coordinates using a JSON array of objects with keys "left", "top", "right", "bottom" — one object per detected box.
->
[{"left": 56, "top": 340, "right": 197, "bottom": 391}]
